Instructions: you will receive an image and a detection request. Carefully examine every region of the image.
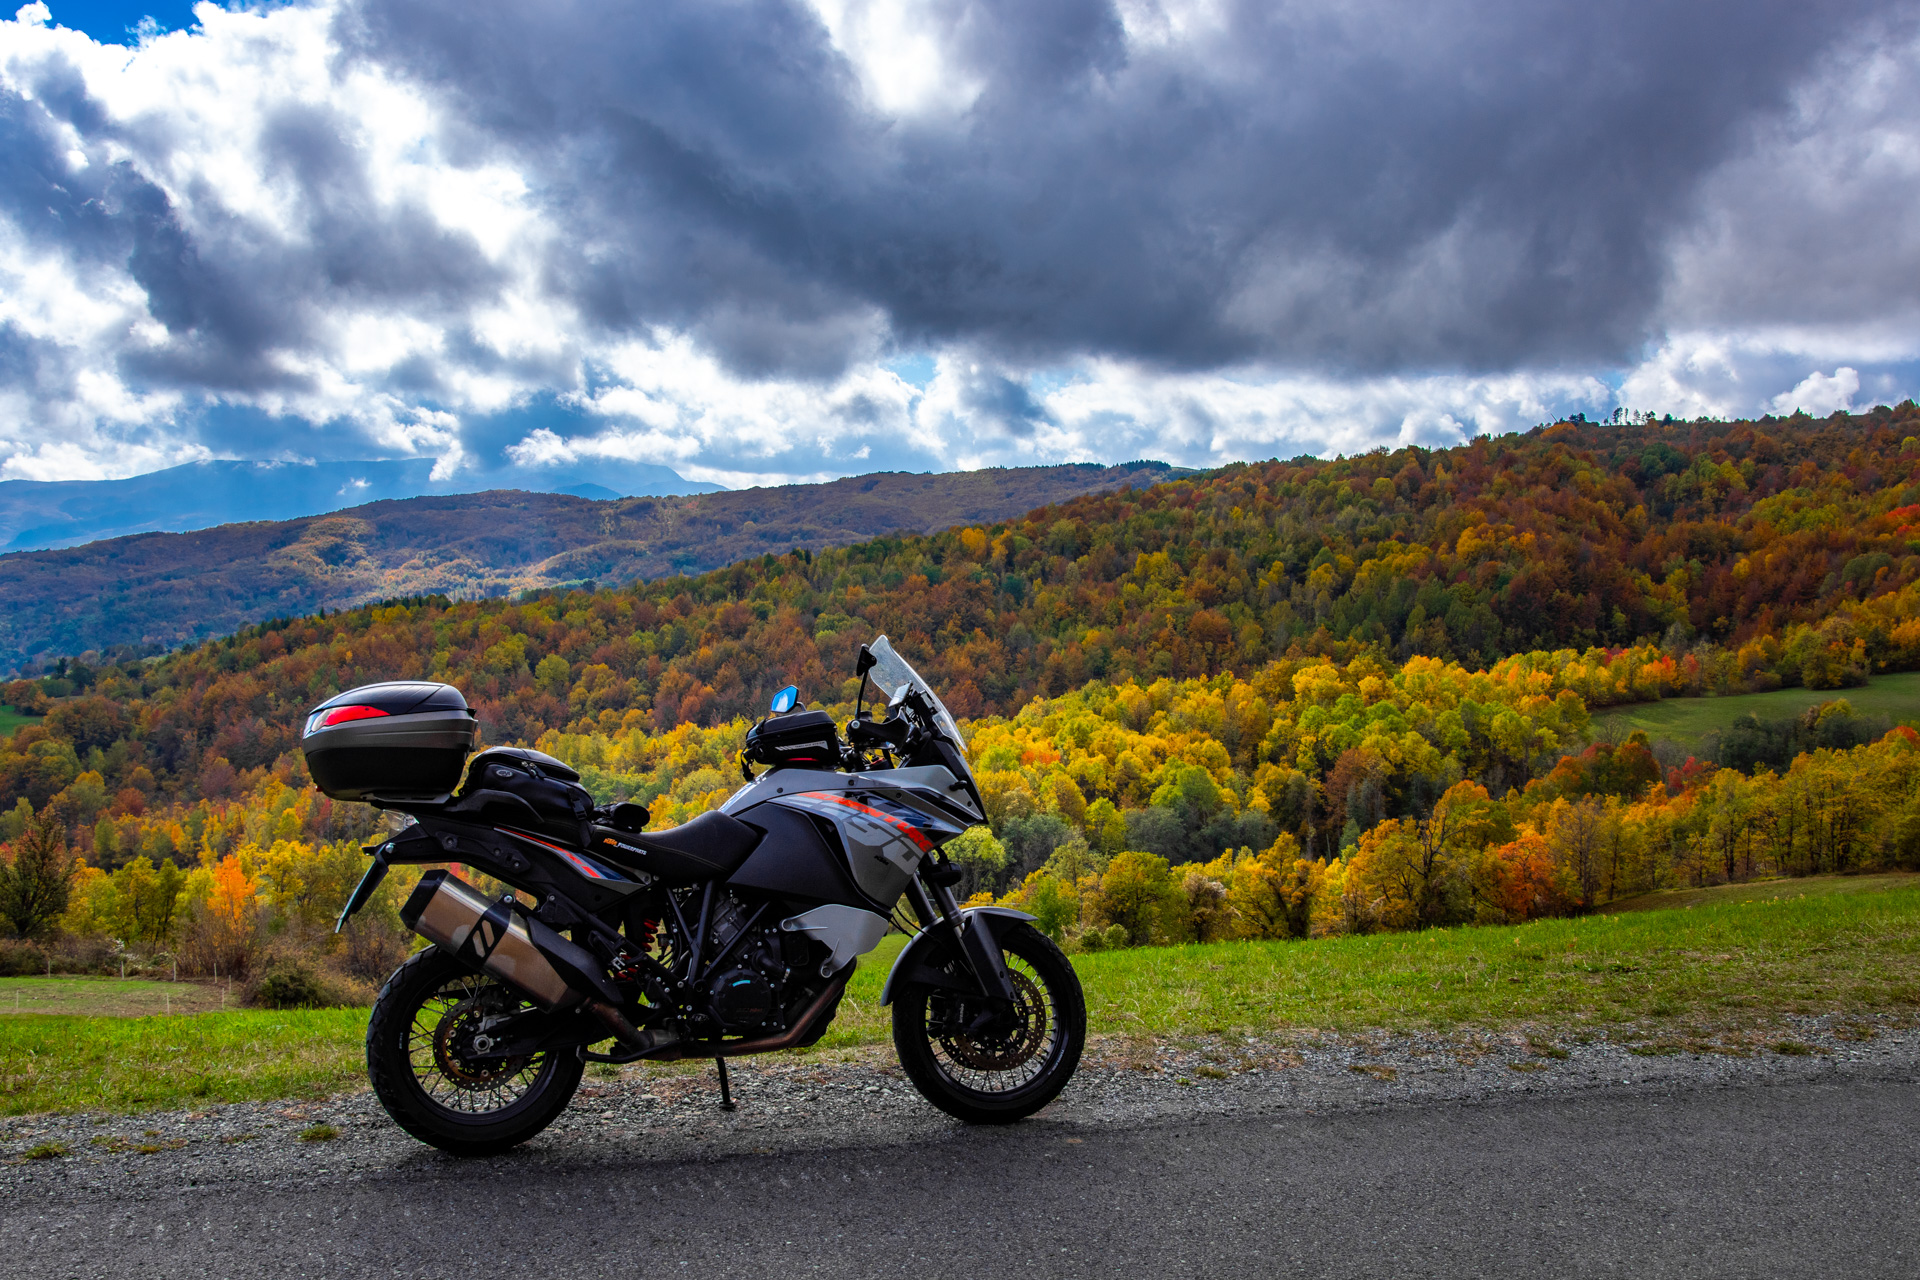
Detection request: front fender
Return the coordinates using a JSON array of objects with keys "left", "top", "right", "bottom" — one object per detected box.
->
[{"left": 879, "top": 906, "right": 1036, "bottom": 1006}]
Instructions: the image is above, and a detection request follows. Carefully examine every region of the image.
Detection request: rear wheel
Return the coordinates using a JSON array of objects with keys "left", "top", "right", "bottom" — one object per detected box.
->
[
  {"left": 892, "top": 922, "right": 1085, "bottom": 1124},
  {"left": 366, "top": 949, "right": 584, "bottom": 1156}
]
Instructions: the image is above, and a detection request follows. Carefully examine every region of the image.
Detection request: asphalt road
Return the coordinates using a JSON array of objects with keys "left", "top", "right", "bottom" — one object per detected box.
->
[{"left": 7, "top": 1073, "right": 1915, "bottom": 1279}]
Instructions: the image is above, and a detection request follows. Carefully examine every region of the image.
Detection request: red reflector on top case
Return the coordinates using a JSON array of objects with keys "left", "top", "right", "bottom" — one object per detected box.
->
[{"left": 321, "top": 705, "right": 390, "bottom": 727}]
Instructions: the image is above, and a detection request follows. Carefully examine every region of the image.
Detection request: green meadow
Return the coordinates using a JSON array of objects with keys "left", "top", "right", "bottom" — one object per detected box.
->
[{"left": 1593, "top": 670, "right": 1920, "bottom": 747}]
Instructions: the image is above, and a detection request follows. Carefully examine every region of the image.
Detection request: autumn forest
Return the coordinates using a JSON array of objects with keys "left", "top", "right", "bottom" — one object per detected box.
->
[{"left": 6, "top": 408, "right": 1920, "bottom": 987}]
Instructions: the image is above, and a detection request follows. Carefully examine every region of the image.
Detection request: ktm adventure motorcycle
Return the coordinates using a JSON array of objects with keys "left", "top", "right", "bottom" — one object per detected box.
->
[{"left": 310, "top": 636, "right": 1086, "bottom": 1154}]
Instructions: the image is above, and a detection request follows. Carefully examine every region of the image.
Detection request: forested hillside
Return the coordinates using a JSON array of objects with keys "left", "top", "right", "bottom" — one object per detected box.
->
[
  {"left": 0, "top": 461, "right": 1173, "bottom": 670},
  {"left": 7, "top": 408, "right": 1920, "bottom": 977},
  {"left": 8, "top": 410, "right": 1920, "bottom": 809}
]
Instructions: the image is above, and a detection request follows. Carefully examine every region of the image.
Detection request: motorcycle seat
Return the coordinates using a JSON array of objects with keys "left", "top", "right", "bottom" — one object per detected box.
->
[{"left": 588, "top": 810, "right": 762, "bottom": 884}]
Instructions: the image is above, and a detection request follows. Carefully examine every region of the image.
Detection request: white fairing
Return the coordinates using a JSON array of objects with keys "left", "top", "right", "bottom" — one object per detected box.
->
[
  {"left": 720, "top": 764, "right": 983, "bottom": 824},
  {"left": 780, "top": 904, "right": 891, "bottom": 976}
]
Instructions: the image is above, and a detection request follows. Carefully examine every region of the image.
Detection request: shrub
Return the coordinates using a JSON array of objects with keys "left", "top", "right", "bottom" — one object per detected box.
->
[
  {"left": 247, "top": 958, "right": 330, "bottom": 1009},
  {"left": 0, "top": 937, "right": 47, "bottom": 975},
  {"left": 337, "top": 916, "right": 411, "bottom": 984},
  {"left": 1068, "top": 923, "right": 1129, "bottom": 953},
  {"left": 47, "top": 932, "right": 116, "bottom": 975}
]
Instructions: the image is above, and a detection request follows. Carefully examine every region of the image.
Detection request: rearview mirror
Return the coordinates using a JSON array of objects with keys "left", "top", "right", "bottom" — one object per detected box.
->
[
  {"left": 855, "top": 645, "right": 877, "bottom": 677},
  {"left": 770, "top": 685, "right": 799, "bottom": 714}
]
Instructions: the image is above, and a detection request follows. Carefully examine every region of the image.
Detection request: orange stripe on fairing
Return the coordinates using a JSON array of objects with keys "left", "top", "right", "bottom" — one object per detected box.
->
[
  {"left": 504, "top": 827, "right": 611, "bottom": 879},
  {"left": 796, "top": 792, "right": 933, "bottom": 852}
]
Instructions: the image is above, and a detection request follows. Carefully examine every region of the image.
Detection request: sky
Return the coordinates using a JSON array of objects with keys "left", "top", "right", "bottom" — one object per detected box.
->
[{"left": 2, "top": 0, "right": 1918, "bottom": 490}]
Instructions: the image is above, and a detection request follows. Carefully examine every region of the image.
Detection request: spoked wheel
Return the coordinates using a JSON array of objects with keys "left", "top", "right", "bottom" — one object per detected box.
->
[
  {"left": 366, "top": 948, "right": 583, "bottom": 1156},
  {"left": 892, "top": 922, "right": 1086, "bottom": 1124}
]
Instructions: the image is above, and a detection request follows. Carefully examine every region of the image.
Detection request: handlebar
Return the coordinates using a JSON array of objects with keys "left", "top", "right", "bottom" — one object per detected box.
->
[
  {"left": 845, "top": 690, "right": 937, "bottom": 765},
  {"left": 847, "top": 715, "right": 912, "bottom": 749}
]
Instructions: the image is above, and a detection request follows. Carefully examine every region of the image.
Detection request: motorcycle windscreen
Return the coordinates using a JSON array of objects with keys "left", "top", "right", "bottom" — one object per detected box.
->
[{"left": 865, "top": 635, "right": 968, "bottom": 754}]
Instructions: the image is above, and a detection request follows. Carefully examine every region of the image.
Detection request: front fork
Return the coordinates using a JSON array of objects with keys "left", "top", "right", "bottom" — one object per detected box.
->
[{"left": 905, "top": 872, "right": 1018, "bottom": 1005}]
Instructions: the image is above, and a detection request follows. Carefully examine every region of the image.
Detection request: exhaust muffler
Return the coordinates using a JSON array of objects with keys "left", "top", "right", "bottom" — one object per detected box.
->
[
  {"left": 399, "top": 869, "right": 682, "bottom": 1059},
  {"left": 400, "top": 869, "right": 609, "bottom": 1011}
]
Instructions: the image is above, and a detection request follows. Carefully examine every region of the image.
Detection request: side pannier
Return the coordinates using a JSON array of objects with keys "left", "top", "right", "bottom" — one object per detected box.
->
[{"left": 301, "top": 682, "right": 479, "bottom": 801}]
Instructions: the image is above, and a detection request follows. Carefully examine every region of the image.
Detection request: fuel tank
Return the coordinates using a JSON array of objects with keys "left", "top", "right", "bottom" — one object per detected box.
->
[{"left": 722, "top": 765, "right": 978, "bottom": 909}]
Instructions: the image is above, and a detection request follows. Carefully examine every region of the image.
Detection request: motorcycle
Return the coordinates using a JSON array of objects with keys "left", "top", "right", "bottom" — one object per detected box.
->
[{"left": 310, "top": 635, "right": 1086, "bottom": 1154}]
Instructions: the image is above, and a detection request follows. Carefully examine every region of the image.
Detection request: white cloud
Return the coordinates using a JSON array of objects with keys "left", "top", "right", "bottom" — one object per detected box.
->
[
  {"left": 1771, "top": 367, "right": 1860, "bottom": 417},
  {"left": 503, "top": 428, "right": 576, "bottom": 468},
  {"left": 0, "top": 1, "right": 575, "bottom": 476},
  {"left": 804, "top": 0, "right": 982, "bottom": 117},
  {"left": 0, "top": 0, "right": 1916, "bottom": 493},
  {"left": 0, "top": 434, "right": 209, "bottom": 482},
  {"left": 1661, "top": 20, "right": 1920, "bottom": 336}
]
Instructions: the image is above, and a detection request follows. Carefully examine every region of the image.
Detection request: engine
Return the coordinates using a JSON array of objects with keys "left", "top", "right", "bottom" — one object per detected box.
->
[{"left": 697, "top": 892, "right": 818, "bottom": 1033}]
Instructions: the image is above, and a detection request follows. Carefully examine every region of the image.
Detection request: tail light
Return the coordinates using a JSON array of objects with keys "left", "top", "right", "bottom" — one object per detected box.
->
[{"left": 305, "top": 705, "right": 390, "bottom": 735}]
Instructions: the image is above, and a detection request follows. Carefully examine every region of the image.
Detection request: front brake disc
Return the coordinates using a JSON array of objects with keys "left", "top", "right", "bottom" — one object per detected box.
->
[{"left": 940, "top": 969, "right": 1047, "bottom": 1072}]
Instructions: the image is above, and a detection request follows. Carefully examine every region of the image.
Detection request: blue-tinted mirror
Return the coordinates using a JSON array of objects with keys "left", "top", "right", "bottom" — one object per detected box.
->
[{"left": 770, "top": 685, "right": 799, "bottom": 714}]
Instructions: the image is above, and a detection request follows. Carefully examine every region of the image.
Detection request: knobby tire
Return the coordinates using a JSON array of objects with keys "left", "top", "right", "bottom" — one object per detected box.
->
[
  {"left": 892, "top": 921, "right": 1086, "bottom": 1124},
  {"left": 366, "top": 948, "right": 585, "bottom": 1156}
]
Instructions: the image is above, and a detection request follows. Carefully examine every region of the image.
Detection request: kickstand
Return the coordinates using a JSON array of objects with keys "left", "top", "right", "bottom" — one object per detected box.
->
[{"left": 715, "top": 1056, "right": 736, "bottom": 1112}]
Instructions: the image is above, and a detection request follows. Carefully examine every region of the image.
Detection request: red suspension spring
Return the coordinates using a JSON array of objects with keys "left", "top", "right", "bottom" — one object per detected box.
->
[{"left": 610, "top": 918, "right": 659, "bottom": 987}]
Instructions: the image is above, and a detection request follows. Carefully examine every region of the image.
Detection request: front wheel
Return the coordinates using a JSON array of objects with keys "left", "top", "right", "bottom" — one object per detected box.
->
[
  {"left": 892, "top": 922, "right": 1086, "bottom": 1124},
  {"left": 366, "top": 948, "right": 585, "bottom": 1156}
]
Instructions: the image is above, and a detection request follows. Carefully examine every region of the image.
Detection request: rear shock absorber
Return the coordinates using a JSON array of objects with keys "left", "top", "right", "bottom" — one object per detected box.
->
[{"left": 611, "top": 918, "right": 659, "bottom": 984}]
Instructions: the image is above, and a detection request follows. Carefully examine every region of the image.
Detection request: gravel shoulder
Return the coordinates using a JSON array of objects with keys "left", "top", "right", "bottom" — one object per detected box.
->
[{"left": 4, "top": 1010, "right": 1914, "bottom": 1198}]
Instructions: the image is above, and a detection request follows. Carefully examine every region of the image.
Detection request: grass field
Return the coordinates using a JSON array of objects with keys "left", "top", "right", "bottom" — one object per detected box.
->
[
  {"left": 0, "top": 978, "right": 235, "bottom": 1017},
  {"left": 1593, "top": 670, "right": 1920, "bottom": 746},
  {"left": 0, "top": 708, "right": 39, "bottom": 740},
  {"left": 1606, "top": 871, "right": 1920, "bottom": 914},
  {"left": 3, "top": 880, "right": 1916, "bottom": 1115}
]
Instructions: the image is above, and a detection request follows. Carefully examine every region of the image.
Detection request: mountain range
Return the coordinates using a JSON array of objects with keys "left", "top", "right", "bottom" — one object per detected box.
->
[
  {"left": 0, "top": 457, "right": 721, "bottom": 552},
  {"left": 0, "top": 461, "right": 1177, "bottom": 671}
]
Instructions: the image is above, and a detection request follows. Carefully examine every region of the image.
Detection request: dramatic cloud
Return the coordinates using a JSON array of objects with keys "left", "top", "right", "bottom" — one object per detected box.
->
[{"left": 1, "top": 0, "right": 1917, "bottom": 486}]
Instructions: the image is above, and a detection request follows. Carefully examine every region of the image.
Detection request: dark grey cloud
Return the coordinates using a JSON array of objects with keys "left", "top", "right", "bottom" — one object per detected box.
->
[
  {"left": 2, "top": 35, "right": 506, "bottom": 402},
  {"left": 957, "top": 368, "right": 1052, "bottom": 438},
  {"left": 342, "top": 0, "right": 1894, "bottom": 377},
  {"left": 3, "top": 0, "right": 1915, "bottom": 486}
]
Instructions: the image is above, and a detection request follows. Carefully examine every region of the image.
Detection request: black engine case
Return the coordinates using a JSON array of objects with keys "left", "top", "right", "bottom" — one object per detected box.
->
[{"left": 707, "top": 968, "right": 776, "bottom": 1029}]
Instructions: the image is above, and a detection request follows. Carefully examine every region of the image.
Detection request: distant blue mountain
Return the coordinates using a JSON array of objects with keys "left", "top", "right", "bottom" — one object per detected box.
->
[
  {"left": 555, "top": 482, "right": 625, "bottom": 501},
  {"left": 0, "top": 458, "right": 721, "bottom": 551}
]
